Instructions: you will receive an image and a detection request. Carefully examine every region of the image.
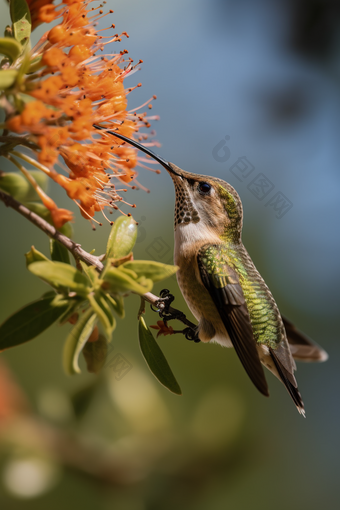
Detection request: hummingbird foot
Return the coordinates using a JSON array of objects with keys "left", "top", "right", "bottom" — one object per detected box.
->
[
  {"left": 150, "top": 289, "right": 200, "bottom": 343},
  {"left": 182, "top": 326, "right": 200, "bottom": 343}
]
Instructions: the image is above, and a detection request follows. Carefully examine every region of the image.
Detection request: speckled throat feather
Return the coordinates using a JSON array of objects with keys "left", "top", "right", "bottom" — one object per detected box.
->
[{"left": 172, "top": 178, "right": 200, "bottom": 229}]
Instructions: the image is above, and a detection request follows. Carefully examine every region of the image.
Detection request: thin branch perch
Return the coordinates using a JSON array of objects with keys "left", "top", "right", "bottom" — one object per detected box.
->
[{"left": 0, "top": 190, "right": 197, "bottom": 331}]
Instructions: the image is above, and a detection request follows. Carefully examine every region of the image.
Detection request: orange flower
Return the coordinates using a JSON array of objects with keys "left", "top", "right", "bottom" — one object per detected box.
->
[
  {"left": 5, "top": 0, "right": 159, "bottom": 229},
  {"left": 26, "top": 1, "right": 58, "bottom": 30},
  {"left": 150, "top": 321, "right": 175, "bottom": 338}
]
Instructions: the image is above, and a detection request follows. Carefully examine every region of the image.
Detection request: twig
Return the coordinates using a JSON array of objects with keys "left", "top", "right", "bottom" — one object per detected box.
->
[
  {"left": 0, "top": 189, "right": 104, "bottom": 270},
  {"left": 0, "top": 136, "right": 39, "bottom": 153},
  {"left": 137, "top": 296, "right": 146, "bottom": 319},
  {"left": 0, "top": 190, "right": 197, "bottom": 330}
]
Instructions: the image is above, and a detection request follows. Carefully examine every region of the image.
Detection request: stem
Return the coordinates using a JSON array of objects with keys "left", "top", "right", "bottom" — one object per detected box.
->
[
  {"left": 7, "top": 155, "right": 52, "bottom": 207},
  {"left": 0, "top": 190, "right": 197, "bottom": 330},
  {"left": 0, "top": 136, "right": 38, "bottom": 152},
  {"left": 0, "top": 189, "right": 103, "bottom": 269},
  {"left": 11, "top": 150, "right": 53, "bottom": 177}
]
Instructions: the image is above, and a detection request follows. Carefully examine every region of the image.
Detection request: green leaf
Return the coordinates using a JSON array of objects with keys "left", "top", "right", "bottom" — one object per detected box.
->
[
  {"left": 117, "top": 266, "right": 139, "bottom": 280},
  {"left": 58, "top": 298, "right": 83, "bottom": 325},
  {"left": 63, "top": 309, "right": 97, "bottom": 375},
  {"left": 82, "top": 334, "right": 108, "bottom": 374},
  {"left": 16, "top": 48, "right": 31, "bottom": 84},
  {"left": 0, "top": 171, "right": 48, "bottom": 203},
  {"left": 49, "top": 239, "right": 70, "bottom": 264},
  {"left": 28, "top": 261, "right": 90, "bottom": 296},
  {"left": 105, "top": 293, "right": 125, "bottom": 319},
  {"left": 0, "top": 69, "right": 18, "bottom": 89},
  {"left": 122, "top": 261, "right": 179, "bottom": 283},
  {"left": 102, "top": 266, "right": 153, "bottom": 295},
  {"left": 10, "top": 0, "right": 31, "bottom": 24},
  {"left": 78, "top": 261, "right": 98, "bottom": 286},
  {"left": 88, "top": 292, "right": 116, "bottom": 340},
  {"left": 28, "top": 54, "right": 42, "bottom": 73},
  {"left": 0, "top": 37, "right": 22, "bottom": 62},
  {"left": 25, "top": 245, "right": 49, "bottom": 267},
  {"left": 106, "top": 215, "right": 137, "bottom": 259},
  {"left": 138, "top": 317, "right": 182, "bottom": 395},
  {"left": 10, "top": 0, "right": 31, "bottom": 45},
  {"left": 0, "top": 295, "right": 69, "bottom": 351},
  {"left": 26, "top": 255, "right": 69, "bottom": 293}
]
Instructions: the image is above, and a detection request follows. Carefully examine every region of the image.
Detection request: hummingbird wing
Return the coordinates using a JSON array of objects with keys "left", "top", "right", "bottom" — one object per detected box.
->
[
  {"left": 282, "top": 315, "right": 328, "bottom": 362},
  {"left": 197, "top": 246, "right": 269, "bottom": 397}
]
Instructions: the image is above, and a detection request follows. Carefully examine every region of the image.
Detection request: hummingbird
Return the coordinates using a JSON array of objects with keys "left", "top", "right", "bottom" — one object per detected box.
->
[{"left": 96, "top": 126, "right": 328, "bottom": 416}]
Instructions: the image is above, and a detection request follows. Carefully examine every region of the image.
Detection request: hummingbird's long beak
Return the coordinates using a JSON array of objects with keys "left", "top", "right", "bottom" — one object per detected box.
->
[{"left": 93, "top": 125, "right": 181, "bottom": 177}]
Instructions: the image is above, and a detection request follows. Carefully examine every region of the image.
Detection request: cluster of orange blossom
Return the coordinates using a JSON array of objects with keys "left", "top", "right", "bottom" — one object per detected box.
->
[{"left": 5, "top": 0, "right": 159, "bottom": 229}]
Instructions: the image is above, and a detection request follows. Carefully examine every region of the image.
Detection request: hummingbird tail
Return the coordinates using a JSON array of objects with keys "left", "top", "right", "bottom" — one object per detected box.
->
[
  {"left": 269, "top": 348, "right": 306, "bottom": 417},
  {"left": 282, "top": 316, "right": 328, "bottom": 363}
]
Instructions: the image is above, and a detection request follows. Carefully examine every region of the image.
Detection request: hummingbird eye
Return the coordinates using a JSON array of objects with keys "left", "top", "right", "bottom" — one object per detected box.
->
[{"left": 198, "top": 182, "right": 212, "bottom": 195}]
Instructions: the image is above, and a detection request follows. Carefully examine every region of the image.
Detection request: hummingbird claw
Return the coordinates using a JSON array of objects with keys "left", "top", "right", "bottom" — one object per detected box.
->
[
  {"left": 150, "top": 289, "right": 200, "bottom": 343},
  {"left": 183, "top": 327, "right": 200, "bottom": 343},
  {"left": 153, "top": 289, "right": 175, "bottom": 316}
]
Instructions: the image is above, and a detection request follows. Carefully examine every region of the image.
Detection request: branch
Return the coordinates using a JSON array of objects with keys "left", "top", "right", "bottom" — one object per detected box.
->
[
  {"left": 0, "top": 136, "right": 39, "bottom": 154},
  {"left": 0, "top": 189, "right": 104, "bottom": 269},
  {"left": 0, "top": 190, "right": 197, "bottom": 331}
]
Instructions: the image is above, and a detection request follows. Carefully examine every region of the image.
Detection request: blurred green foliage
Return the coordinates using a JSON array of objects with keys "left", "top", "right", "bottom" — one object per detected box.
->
[{"left": 1, "top": 0, "right": 339, "bottom": 509}]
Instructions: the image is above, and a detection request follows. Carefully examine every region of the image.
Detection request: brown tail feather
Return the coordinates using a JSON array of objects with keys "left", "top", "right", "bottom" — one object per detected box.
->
[
  {"left": 282, "top": 316, "right": 328, "bottom": 362},
  {"left": 269, "top": 347, "right": 305, "bottom": 417}
]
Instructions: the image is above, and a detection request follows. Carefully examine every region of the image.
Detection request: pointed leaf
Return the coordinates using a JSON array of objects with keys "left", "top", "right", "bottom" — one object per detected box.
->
[
  {"left": 0, "top": 37, "right": 22, "bottom": 62},
  {"left": 63, "top": 309, "right": 97, "bottom": 375},
  {"left": 106, "top": 294, "right": 125, "bottom": 319},
  {"left": 102, "top": 266, "right": 153, "bottom": 295},
  {"left": 78, "top": 261, "right": 98, "bottom": 285},
  {"left": 0, "top": 69, "right": 18, "bottom": 89},
  {"left": 25, "top": 245, "right": 49, "bottom": 267},
  {"left": 28, "top": 55, "right": 42, "bottom": 73},
  {"left": 10, "top": 0, "right": 31, "bottom": 45},
  {"left": 88, "top": 292, "right": 116, "bottom": 339},
  {"left": 138, "top": 316, "right": 182, "bottom": 395},
  {"left": 106, "top": 215, "right": 137, "bottom": 259},
  {"left": 25, "top": 252, "right": 70, "bottom": 293},
  {"left": 16, "top": 49, "right": 32, "bottom": 83},
  {"left": 28, "top": 261, "right": 90, "bottom": 296},
  {"left": 58, "top": 298, "right": 83, "bottom": 325},
  {"left": 0, "top": 295, "right": 68, "bottom": 351},
  {"left": 10, "top": 0, "right": 31, "bottom": 24},
  {"left": 49, "top": 239, "right": 70, "bottom": 264},
  {"left": 122, "top": 261, "right": 179, "bottom": 282},
  {"left": 117, "top": 266, "right": 139, "bottom": 280}
]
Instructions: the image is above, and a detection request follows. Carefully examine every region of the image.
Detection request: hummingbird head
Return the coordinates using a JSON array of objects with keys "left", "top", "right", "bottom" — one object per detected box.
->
[
  {"left": 164, "top": 161, "right": 243, "bottom": 242},
  {"left": 95, "top": 126, "right": 243, "bottom": 242}
]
